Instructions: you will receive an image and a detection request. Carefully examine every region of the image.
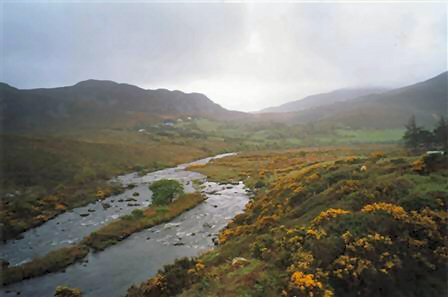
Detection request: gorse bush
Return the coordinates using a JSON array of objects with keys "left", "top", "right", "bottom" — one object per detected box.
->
[
  {"left": 127, "top": 147, "right": 448, "bottom": 297},
  {"left": 149, "top": 179, "right": 184, "bottom": 205},
  {"left": 127, "top": 257, "right": 198, "bottom": 297},
  {"left": 54, "top": 286, "right": 82, "bottom": 297}
]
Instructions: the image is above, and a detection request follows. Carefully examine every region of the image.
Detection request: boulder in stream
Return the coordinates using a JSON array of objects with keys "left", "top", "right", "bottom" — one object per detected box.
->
[
  {"left": 203, "top": 223, "right": 212, "bottom": 228},
  {"left": 127, "top": 203, "right": 141, "bottom": 207}
]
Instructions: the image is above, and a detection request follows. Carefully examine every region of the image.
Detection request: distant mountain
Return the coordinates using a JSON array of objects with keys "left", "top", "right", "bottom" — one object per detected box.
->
[
  {"left": 292, "top": 71, "right": 448, "bottom": 129},
  {"left": 0, "top": 80, "right": 247, "bottom": 132},
  {"left": 258, "top": 88, "right": 387, "bottom": 113}
]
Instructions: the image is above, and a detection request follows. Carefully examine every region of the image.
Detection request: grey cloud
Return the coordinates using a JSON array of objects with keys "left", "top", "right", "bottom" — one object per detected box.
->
[{"left": 2, "top": 2, "right": 446, "bottom": 111}]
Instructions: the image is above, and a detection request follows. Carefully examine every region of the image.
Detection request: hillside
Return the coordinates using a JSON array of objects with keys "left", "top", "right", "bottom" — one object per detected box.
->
[
  {"left": 127, "top": 147, "right": 448, "bottom": 297},
  {"left": 0, "top": 80, "right": 248, "bottom": 133},
  {"left": 291, "top": 72, "right": 448, "bottom": 129},
  {"left": 258, "top": 88, "right": 387, "bottom": 113}
]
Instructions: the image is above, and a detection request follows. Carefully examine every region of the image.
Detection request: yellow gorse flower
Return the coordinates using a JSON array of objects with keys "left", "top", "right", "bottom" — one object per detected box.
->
[
  {"left": 313, "top": 208, "right": 351, "bottom": 224},
  {"left": 361, "top": 202, "right": 408, "bottom": 220},
  {"left": 290, "top": 271, "right": 323, "bottom": 290}
]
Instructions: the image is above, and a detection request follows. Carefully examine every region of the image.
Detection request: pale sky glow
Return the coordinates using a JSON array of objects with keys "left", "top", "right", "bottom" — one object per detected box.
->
[{"left": 2, "top": 2, "right": 447, "bottom": 111}]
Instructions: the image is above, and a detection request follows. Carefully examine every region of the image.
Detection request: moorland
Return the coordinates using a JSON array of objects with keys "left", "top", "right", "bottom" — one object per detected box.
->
[{"left": 0, "top": 71, "right": 447, "bottom": 296}]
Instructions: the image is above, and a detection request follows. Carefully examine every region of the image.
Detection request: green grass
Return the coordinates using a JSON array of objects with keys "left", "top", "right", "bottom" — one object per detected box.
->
[{"left": 335, "top": 128, "right": 405, "bottom": 143}]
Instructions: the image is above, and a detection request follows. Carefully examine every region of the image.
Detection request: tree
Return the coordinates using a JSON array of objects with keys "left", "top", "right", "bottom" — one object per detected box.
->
[
  {"left": 149, "top": 179, "right": 184, "bottom": 205},
  {"left": 417, "top": 129, "right": 434, "bottom": 146},
  {"left": 403, "top": 115, "right": 423, "bottom": 151},
  {"left": 433, "top": 115, "right": 448, "bottom": 150}
]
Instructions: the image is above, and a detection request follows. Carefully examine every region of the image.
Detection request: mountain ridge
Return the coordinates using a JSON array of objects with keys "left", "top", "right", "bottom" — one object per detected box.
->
[
  {"left": 1, "top": 71, "right": 446, "bottom": 132},
  {"left": 0, "top": 79, "right": 248, "bottom": 132},
  {"left": 291, "top": 71, "right": 448, "bottom": 129},
  {"left": 258, "top": 87, "right": 388, "bottom": 113}
]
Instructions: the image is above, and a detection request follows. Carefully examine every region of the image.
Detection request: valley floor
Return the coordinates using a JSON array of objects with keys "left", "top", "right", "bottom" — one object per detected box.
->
[{"left": 0, "top": 153, "right": 250, "bottom": 297}]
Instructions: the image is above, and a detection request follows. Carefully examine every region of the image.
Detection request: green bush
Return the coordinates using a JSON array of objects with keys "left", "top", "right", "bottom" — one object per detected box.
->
[{"left": 149, "top": 179, "right": 184, "bottom": 205}]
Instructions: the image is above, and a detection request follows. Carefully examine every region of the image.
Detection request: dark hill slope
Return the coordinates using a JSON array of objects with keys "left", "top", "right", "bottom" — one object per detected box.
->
[
  {"left": 0, "top": 80, "right": 248, "bottom": 132},
  {"left": 258, "top": 88, "right": 387, "bottom": 113},
  {"left": 293, "top": 72, "right": 447, "bottom": 129}
]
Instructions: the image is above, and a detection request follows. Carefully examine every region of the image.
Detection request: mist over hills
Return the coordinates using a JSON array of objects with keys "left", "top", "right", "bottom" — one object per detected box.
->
[
  {"left": 1, "top": 72, "right": 446, "bottom": 133},
  {"left": 0, "top": 80, "right": 247, "bottom": 132},
  {"left": 258, "top": 88, "right": 388, "bottom": 113},
  {"left": 289, "top": 71, "right": 447, "bottom": 129}
]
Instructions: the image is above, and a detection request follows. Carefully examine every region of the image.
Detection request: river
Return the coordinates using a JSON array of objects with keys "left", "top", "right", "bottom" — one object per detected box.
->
[{"left": 1, "top": 153, "right": 250, "bottom": 297}]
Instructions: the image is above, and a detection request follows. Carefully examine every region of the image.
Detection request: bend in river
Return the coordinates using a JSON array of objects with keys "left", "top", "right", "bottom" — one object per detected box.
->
[
  {"left": 1, "top": 153, "right": 250, "bottom": 297},
  {"left": 0, "top": 153, "right": 235, "bottom": 266}
]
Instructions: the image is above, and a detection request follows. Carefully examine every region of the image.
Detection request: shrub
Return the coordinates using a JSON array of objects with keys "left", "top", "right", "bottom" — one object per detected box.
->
[
  {"left": 149, "top": 179, "right": 184, "bottom": 205},
  {"left": 370, "top": 151, "right": 386, "bottom": 160},
  {"left": 127, "top": 257, "right": 197, "bottom": 297},
  {"left": 254, "top": 180, "right": 266, "bottom": 189},
  {"left": 131, "top": 209, "right": 144, "bottom": 218},
  {"left": 54, "top": 286, "right": 82, "bottom": 297},
  {"left": 423, "top": 154, "right": 447, "bottom": 173},
  {"left": 250, "top": 234, "right": 274, "bottom": 260},
  {"left": 286, "top": 271, "right": 333, "bottom": 297}
]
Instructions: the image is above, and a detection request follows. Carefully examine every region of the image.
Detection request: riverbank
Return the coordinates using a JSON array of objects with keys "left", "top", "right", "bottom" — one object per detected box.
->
[
  {"left": 83, "top": 192, "right": 205, "bottom": 251},
  {"left": 2, "top": 180, "right": 249, "bottom": 297},
  {"left": 1, "top": 132, "right": 233, "bottom": 242},
  {"left": 1, "top": 181, "right": 125, "bottom": 242},
  {"left": 126, "top": 147, "right": 448, "bottom": 297},
  {"left": 1, "top": 192, "right": 205, "bottom": 286}
]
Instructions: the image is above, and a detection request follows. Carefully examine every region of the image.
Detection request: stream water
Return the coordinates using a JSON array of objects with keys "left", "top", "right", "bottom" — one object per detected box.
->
[{"left": 1, "top": 153, "right": 250, "bottom": 297}]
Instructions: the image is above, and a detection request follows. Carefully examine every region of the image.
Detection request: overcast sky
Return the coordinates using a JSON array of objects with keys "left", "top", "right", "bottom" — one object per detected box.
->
[{"left": 2, "top": 1, "right": 446, "bottom": 111}]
